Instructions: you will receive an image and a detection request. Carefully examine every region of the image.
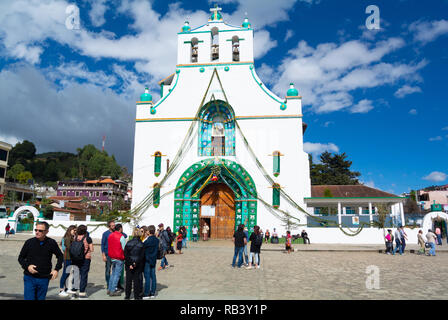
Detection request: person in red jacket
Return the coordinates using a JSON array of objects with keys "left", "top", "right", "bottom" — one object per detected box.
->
[{"left": 107, "top": 224, "right": 126, "bottom": 296}]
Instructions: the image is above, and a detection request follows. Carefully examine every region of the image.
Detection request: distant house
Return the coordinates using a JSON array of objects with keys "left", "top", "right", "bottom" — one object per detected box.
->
[
  {"left": 0, "top": 141, "right": 12, "bottom": 202},
  {"left": 56, "top": 177, "right": 129, "bottom": 210},
  {"left": 49, "top": 196, "right": 95, "bottom": 221},
  {"left": 416, "top": 185, "right": 448, "bottom": 211},
  {"left": 304, "top": 185, "right": 406, "bottom": 228}
]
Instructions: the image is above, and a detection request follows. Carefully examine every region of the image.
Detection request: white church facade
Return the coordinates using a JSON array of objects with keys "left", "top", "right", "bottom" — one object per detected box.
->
[{"left": 130, "top": 7, "right": 407, "bottom": 243}]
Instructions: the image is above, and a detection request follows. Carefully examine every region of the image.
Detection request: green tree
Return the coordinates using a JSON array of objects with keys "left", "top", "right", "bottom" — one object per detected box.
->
[
  {"left": 7, "top": 163, "right": 25, "bottom": 181},
  {"left": 309, "top": 151, "right": 361, "bottom": 185},
  {"left": 8, "top": 140, "right": 36, "bottom": 167},
  {"left": 17, "top": 171, "right": 33, "bottom": 184}
]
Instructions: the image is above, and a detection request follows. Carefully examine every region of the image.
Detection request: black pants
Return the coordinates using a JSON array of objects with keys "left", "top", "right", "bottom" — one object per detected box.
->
[
  {"left": 303, "top": 236, "right": 310, "bottom": 244},
  {"left": 125, "top": 266, "right": 143, "bottom": 299}
]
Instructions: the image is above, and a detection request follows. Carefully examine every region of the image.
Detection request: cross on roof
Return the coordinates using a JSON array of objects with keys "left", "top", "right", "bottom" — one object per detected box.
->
[{"left": 210, "top": 4, "right": 222, "bottom": 15}]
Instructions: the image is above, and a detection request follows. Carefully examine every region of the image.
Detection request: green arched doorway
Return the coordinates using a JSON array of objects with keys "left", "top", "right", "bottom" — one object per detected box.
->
[{"left": 173, "top": 159, "right": 257, "bottom": 239}]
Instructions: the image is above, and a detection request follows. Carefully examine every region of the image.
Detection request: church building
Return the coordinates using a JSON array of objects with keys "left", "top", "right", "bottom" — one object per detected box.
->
[{"left": 131, "top": 6, "right": 406, "bottom": 243}]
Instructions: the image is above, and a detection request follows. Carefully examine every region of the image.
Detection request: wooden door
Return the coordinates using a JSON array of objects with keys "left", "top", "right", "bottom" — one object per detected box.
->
[{"left": 200, "top": 183, "right": 235, "bottom": 239}]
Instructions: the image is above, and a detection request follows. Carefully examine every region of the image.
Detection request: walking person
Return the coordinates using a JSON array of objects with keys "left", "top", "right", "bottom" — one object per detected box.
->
[
  {"left": 5, "top": 223, "right": 10, "bottom": 238},
  {"left": 158, "top": 224, "right": 172, "bottom": 270},
  {"left": 385, "top": 229, "right": 394, "bottom": 255},
  {"left": 71, "top": 225, "right": 93, "bottom": 299},
  {"left": 392, "top": 227, "right": 403, "bottom": 255},
  {"left": 18, "top": 221, "right": 63, "bottom": 300},
  {"left": 101, "top": 220, "right": 124, "bottom": 292},
  {"left": 202, "top": 222, "right": 209, "bottom": 241},
  {"left": 246, "top": 226, "right": 263, "bottom": 269},
  {"left": 243, "top": 226, "right": 249, "bottom": 266},
  {"left": 400, "top": 226, "right": 408, "bottom": 253},
  {"left": 58, "top": 225, "right": 77, "bottom": 297},
  {"left": 181, "top": 226, "right": 187, "bottom": 249},
  {"left": 192, "top": 224, "right": 198, "bottom": 242},
  {"left": 124, "top": 228, "right": 145, "bottom": 300},
  {"left": 264, "top": 229, "right": 270, "bottom": 244},
  {"left": 285, "top": 231, "right": 292, "bottom": 254},
  {"left": 143, "top": 225, "right": 159, "bottom": 299},
  {"left": 166, "top": 226, "right": 175, "bottom": 254},
  {"left": 435, "top": 227, "right": 442, "bottom": 245},
  {"left": 107, "top": 224, "right": 126, "bottom": 296},
  {"left": 417, "top": 230, "right": 426, "bottom": 255},
  {"left": 426, "top": 229, "right": 437, "bottom": 256},
  {"left": 231, "top": 224, "right": 247, "bottom": 268}
]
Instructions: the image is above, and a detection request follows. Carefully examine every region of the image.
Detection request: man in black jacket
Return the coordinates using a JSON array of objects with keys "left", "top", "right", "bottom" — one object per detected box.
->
[{"left": 18, "top": 221, "right": 63, "bottom": 300}]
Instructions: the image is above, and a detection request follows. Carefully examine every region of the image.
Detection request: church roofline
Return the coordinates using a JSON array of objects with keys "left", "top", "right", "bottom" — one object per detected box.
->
[{"left": 176, "top": 61, "right": 254, "bottom": 68}]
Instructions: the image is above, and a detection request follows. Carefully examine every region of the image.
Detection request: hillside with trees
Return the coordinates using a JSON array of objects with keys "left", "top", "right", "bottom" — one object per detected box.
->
[{"left": 7, "top": 140, "right": 128, "bottom": 185}]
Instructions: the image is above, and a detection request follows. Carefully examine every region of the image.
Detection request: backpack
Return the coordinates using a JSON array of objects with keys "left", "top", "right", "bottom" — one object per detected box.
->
[
  {"left": 156, "top": 241, "right": 163, "bottom": 259},
  {"left": 254, "top": 234, "right": 263, "bottom": 246},
  {"left": 70, "top": 235, "right": 87, "bottom": 262}
]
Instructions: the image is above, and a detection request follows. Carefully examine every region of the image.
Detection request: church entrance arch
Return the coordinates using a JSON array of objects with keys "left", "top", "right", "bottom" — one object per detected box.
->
[{"left": 173, "top": 159, "right": 257, "bottom": 240}]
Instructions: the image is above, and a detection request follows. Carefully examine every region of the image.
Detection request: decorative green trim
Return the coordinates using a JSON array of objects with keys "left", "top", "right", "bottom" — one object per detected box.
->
[
  {"left": 178, "top": 29, "right": 252, "bottom": 35},
  {"left": 200, "top": 67, "right": 205, "bottom": 73},
  {"left": 136, "top": 115, "right": 302, "bottom": 123},
  {"left": 249, "top": 64, "right": 283, "bottom": 105},
  {"left": 184, "top": 40, "right": 204, "bottom": 44},
  {"left": 177, "top": 62, "right": 253, "bottom": 68},
  {"left": 273, "top": 183, "right": 280, "bottom": 208},
  {"left": 226, "top": 38, "right": 245, "bottom": 41},
  {"left": 160, "top": 83, "right": 164, "bottom": 98},
  {"left": 224, "top": 66, "right": 229, "bottom": 71},
  {"left": 151, "top": 69, "right": 181, "bottom": 111},
  {"left": 280, "top": 103, "right": 287, "bottom": 111}
]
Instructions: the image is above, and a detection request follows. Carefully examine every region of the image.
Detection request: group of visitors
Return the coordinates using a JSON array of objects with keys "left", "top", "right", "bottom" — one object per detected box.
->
[
  {"left": 385, "top": 226, "right": 438, "bottom": 256},
  {"left": 231, "top": 224, "right": 263, "bottom": 269}
]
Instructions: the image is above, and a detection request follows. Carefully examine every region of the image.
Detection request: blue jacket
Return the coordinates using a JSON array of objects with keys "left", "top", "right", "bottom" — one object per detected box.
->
[{"left": 144, "top": 236, "right": 159, "bottom": 267}]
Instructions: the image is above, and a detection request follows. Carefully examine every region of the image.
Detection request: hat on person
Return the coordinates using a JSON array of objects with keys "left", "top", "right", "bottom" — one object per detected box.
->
[{"left": 158, "top": 223, "right": 164, "bottom": 227}]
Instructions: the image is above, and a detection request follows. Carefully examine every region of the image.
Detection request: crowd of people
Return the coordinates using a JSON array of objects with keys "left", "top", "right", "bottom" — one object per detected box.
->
[
  {"left": 384, "top": 226, "right": 439, "bottom": 256},
  {"left": 17, "top": 220, "right": 195, "bottom": 300}
]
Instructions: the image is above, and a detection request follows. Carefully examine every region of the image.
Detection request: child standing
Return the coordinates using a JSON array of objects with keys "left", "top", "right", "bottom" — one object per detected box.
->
[
  {"left": 385, "top": 229, "right": 394, "bottom": 255},
  {"left": 176, "top": 230, "right": 183, "bottom": 254},
  {"left": 285, "top": 231, "right": 292, "bottom": 254}
]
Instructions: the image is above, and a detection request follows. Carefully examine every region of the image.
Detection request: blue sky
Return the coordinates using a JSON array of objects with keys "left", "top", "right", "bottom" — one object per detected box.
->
[{"left": 0, "top": 0, "right": 447, "bottom": 195}]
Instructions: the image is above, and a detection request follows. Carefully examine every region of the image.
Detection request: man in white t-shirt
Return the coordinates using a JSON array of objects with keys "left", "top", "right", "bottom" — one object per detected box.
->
[{"left": 192, "top": 225, "right": 198, "bottom": 242}]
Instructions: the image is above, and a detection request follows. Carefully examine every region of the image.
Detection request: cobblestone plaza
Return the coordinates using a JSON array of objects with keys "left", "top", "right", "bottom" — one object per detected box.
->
[{"left": 1, "top": 235, "right": 447, "bottom": 300}]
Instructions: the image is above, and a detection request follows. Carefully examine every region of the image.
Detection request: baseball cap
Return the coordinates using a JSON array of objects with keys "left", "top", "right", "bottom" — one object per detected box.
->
[{"left": 158, "top": 223, "right": 164, "bottom": 227}]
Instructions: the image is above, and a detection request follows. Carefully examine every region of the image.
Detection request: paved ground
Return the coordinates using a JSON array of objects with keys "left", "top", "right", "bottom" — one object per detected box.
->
[{"left": 1, "top": 233, "right": 448, "bottom": 300}]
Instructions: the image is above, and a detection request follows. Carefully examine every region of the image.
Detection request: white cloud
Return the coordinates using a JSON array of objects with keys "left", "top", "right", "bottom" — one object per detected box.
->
[
  {"left": 303, "top": 142, "right": 339, "bottom": 156},
  {"left": 442, "top": 126, "right": 448, "bottom": 131},
  {"left": 429, "top": 136, "right": 443, "bottom": 141},
  {"left": 284, "top": 29, "right": 294, "bottom": 41},
  {"left": 350, "top": 99, "right": 374, "bottom": 114},
  {"left": 394, "top": 85, "right": 422, "bottom": 98},
  {"left": 363, "top": 180, "right": 375, "bottom": 188},
  {"left": 409, "top": 19, "right": 448, "bottom": 44},
  {"left": 253, "top": 30, "right": 277, "bottom": 59},
  {"left": 270, "top": 36, "right": 425, "bottom": 114},
  {"left": 409, "top": 109, "right": 418, "bottom": 115},
  {"left": 87, "top": 0, "right": 108, "bottom": 27},
  {"left": 423, "top": 171, "right": 447, "bottom": 182}
]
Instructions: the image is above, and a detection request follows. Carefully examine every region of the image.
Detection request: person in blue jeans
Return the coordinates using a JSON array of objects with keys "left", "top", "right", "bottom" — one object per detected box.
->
[
  {"left": 58, "top": 225, "right": 77, "bottom": 297},
  {"left": 232, "top": 224, "right": 247, "bottom": 268},
  {"left": 426, "top": 229, "right": 437, "bottom": 256},
  {"left": 392, "top": 227, "right": 403, "bottom": 255},
  {"left": 143, "top": 225, "right": 159, "bottom": 299},
  {"left": 18, "top": 221, "right": 63, "bottom": 300},
  {"left": 157, "top": 224, "right": 172, "bottom": 270},
  {"left": 107, "top": 224, "right": 126, "bottom": 296}
]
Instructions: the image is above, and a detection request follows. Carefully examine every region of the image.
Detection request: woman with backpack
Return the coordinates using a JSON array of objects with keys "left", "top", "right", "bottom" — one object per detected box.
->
[
  {"left": 124, "top": 228, "right": 145, "bottom": 300},
  {"left": 70, "top": 225, "right": 93, "bottom": 299},
  {"left": 246, "top": 226, "right": 263, "bottom": 269},
  {"left": 58, "top": 225, "right": 77, "bottom": 297}
]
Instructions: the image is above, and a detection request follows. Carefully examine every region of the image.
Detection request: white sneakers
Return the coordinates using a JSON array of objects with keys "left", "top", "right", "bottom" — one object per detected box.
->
[{"left": 58, "top": 291, "right": 69, "bottom": 297}]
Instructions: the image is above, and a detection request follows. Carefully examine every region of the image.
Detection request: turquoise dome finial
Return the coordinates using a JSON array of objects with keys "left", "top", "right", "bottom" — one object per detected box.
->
[
  {"left": 140, "top": 87, "right": 152, "bottom": 102},
  {"left": 182, "top": 21, "right": 191, "bottom": 32},
  {"left": 242, "top": 17, "right": 251, "bottom": 28},
  {"left": 287, "top": 83, "right": 299, "bottom": 96}
]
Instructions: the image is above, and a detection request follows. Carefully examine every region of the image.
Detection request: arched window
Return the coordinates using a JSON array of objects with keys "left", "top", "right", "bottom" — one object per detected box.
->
[
  {"left": 198, "top": 100, "right": 235, "bottom": 156},
  {"left": 153, "top": 183, "right": 160, "bottom": 208},
  {"left": 272, "top": 183, "right": 280, "bottom": 208},
  {"left": 211, "top": 27, "right": 219, "bottom": 61},
  {"left": 191, "top": 37, "right": 199, "bottom": 63},
  {"left": 273, "top": 150, "right": 281, "bottom": 177},
  {"left": 153, "top": 151, "right": 162, "bottom": 177},
  {"left": 232, "top": 36, "right": 240, "bottom": 62}
]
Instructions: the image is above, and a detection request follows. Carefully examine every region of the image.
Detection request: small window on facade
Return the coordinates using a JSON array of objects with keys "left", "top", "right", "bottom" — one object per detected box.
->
[
  {"left": 191, "top": 37, "right": 199, "bottom": 63},
  {"left": 62, "top": 191, "right": 66, "bottom": 196},
  {"left": 273, "top": 151, "right": 281, "bottom": 177},
  {"left": 153, "top": 183, "right": 160, "bottom": 208},
  {"left": 272, "top": 183, "right": 280, "bottom": 208},
  {"left": 211, "top": 27, "right": 219, "bottom": 61},
  {"left": 75, "top": 192, "right": 79, "bottom": 197},
  {"left": 232, "top": 36, "right": 240, "bottom": 61},
  {"left": 154, "top": 151, "right": 162, "bottom": 177}
]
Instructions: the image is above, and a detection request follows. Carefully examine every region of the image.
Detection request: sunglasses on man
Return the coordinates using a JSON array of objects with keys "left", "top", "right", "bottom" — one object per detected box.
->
[{"left": 35, "top": 229, "right": 46, "bottom": 233}]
